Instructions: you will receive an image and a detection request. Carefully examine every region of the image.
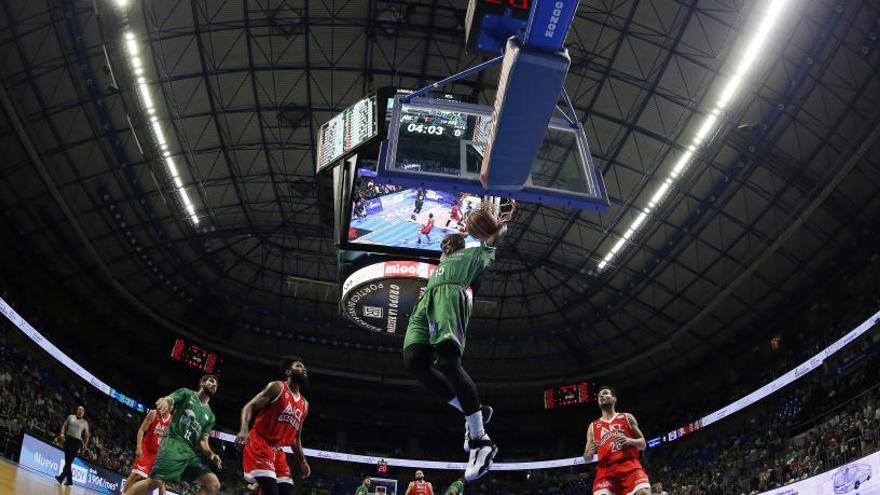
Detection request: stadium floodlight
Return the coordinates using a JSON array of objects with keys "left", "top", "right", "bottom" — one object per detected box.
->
[
  {"left": 121, "top": 30, "right": 200, "bottom": 225},
  {"left": 596, "top": 0, "right": 791, "bottom": 271}
]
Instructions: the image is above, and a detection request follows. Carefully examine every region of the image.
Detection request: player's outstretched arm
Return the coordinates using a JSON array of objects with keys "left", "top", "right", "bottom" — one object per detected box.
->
[
  {"left": 135, "top": 409, "right": 156, "bottom": 457},
  {"left": 405, "top": 481, "right": 414, "bottom": 495},
  {"left": 624, "top": 413, "right": 647, "bottom": 451},
  {"left": 236, "top": 381, "right": 283, "bottom": 445},
  {"left": 156, "top": 396, "right": 174, "bottom": 415},
  {"left": 583, "top": 422, "right": 596, "bottom": 462}
]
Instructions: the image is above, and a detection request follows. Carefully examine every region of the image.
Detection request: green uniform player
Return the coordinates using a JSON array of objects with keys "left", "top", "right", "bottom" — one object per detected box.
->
[
  {"left": 443, "top": 478, "right": 465, "bottom": 495},
  {"left": 355, "top": 477, "right": 371, "bottom": 494},
  {"left": 403, "top": 242, "right": 495, "bottom": 352},
  {"left": 402, "top": 210, "right": 512, "bottom": 483},
  {"left": 125, "top": 375, "right": 222, "bottom": 495}
]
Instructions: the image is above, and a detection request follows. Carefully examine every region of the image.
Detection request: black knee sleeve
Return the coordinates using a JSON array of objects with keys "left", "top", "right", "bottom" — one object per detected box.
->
[{"left": 256, "top": 477, "right": 280, "bottom": 495}]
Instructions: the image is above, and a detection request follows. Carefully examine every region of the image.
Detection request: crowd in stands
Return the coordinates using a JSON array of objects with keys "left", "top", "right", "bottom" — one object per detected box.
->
[
  {"left": 0, "top": 255, "right": 877, "bottom": 494},
  {"left": 354, "top": 178, "right": 404, "bottom": 202},
  {"left": 2, "top": 315, "right": 878, "bottom": 495}
]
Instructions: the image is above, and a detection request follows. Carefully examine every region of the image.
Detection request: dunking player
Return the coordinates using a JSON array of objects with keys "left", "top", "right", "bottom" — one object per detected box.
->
[
  {"left": 417, "top": 213, "right": 435, "bottom": 246},
  {"left": 236, "top": 357, "right": 310, "bottom": 495},
  {"left": 583, "top": 387, "right": 651, "bottom": 495},
  {"left": 403, "top": 205, "right": 514, "bottom": 481},
  {"left": 123, "top": 408, "right": 172, "bottom": 494},
  {"left": 404, "top": 470, "right": 434, "bottom": 495},
  {"left": 126, "top": 375, "right": 221, "bottom": 495},
  {"left": 442, "top": 477, "right": 465, "bottom": 495}
]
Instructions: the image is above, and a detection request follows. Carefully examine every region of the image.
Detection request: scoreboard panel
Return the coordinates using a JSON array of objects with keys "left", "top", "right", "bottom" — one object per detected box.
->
[
  {"left": 543, "top": 381, "right": 592, "bottom": 409},
  {"left": 171, "top": 338, "right": 223, "bottom": 375}
]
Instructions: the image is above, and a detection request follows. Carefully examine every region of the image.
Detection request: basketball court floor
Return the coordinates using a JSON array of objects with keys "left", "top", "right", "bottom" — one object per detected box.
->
[{"left": 0, "top": 457, "right": 101, "bottom": 494}]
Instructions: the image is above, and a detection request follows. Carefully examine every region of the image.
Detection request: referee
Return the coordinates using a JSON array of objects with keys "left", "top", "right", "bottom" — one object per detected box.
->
[{"left": 55, "top": 405, "right": 89, "bottom": 486}]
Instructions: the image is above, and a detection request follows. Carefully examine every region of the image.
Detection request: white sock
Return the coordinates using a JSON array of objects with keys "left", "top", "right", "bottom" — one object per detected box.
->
[
  {"left": 466, "top": 410, "right": 485, "bottom": 439},
  {"left": 448, "top": 397, "right": 463, "bottom": 412}
]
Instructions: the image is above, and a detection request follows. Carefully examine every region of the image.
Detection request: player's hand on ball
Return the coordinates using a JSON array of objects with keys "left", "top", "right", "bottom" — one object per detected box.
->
[
  {"left": 234, "top": 430, "right": 249, "bottom": 446},
  {"left": 210, "top": 453, "right": 222, "bottom": 469},
  {"left": 466, "top": 209, "right": 502, "bottom": 242},
  {"left": 299, "top": 458, "right": 311, "bottom": 479}
]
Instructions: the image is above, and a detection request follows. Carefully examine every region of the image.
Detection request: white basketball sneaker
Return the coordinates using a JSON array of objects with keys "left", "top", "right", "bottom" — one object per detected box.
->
[
  {"left": 463, "top": 405, "right": 493, "bottom": 452},
  {"left": 464, "top": 434, "right": 497, "bottom": 482}
]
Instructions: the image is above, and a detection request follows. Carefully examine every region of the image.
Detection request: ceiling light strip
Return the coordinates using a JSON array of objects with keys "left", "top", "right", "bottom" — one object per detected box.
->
[
  {"left": 597, "top": 0, "right": 790, "bottom": 271},
  {"left": 119, "top": 24, "right": 199, "bottom": 225}
]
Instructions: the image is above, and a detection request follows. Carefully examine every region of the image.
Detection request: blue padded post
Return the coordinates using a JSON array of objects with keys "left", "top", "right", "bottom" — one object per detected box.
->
[{"left": 481, "top": 37, "right": 570, "bottom": 190}]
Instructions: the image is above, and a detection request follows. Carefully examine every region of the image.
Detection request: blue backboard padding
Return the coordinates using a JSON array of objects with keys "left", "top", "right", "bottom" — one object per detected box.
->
[
  {"left": 482, "top": 42, "right": 570, "bottom": 190},
  {"left": 523, "top": 0, "right": 580, "bottom": 51}
]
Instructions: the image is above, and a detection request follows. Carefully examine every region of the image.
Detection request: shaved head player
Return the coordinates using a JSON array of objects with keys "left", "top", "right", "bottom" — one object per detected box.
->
[
  {"left": 402, "top": 205, "right": 513, "bottom": 481},
  {"left": 583, "top": 386, "right": 651, "bottom": 495}
]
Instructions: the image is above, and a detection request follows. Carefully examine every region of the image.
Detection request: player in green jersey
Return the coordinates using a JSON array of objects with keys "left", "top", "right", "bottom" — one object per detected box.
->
[
  {"left": 126, "top": 375, "right": 222, "bottom": 495},
  {"left": 403, "top": 206, "right": 512, "bottom": 482},
  {"left": 354, "top": 477, "right": 371, "bottom": 494},
  {"left": 443, "top": 477, "right": 465, "bottom": 495}
]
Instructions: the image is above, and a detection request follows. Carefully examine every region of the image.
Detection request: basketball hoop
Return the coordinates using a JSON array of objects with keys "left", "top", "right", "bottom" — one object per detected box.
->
[{"left": 479, "top": 196, "right": 517, "bottom": 223}]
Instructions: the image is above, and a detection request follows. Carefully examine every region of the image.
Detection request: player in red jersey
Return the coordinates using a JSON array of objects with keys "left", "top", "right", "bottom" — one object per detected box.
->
[
  {"left": 417, "top": 213, "right": 435, "bottom": 245},
  {"left": 583, "top": 386, "right": 650, "bottom": 495},
  {"left": 123, "top": 408, "right": 172, "bottom": 494},
  {"left": 236, "top": 357, "right": 311, "bottom": 495},
  {"left": 445, "top": 201, "right": 462, "bottom": 229},
  {"left": 404, "top": 470, "right": 434, "bottom": 495}
]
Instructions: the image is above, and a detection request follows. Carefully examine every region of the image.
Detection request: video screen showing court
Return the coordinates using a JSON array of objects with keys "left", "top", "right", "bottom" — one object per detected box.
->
[{"left": 348, "top": 168, "right": 483, "bottom": 252}]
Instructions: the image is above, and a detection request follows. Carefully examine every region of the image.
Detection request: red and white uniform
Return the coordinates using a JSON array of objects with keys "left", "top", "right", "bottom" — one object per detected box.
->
[
  {"left": 131, "top": 410, "right": 171, "bottom": 477},
  {"left": 591, "top": 412, "right": 650, "bottom": 495},
  {"left": 243, "top": 381, "right": 308, "bottom": 485},
  {"left": 450, "top": 205, "right": 461, "bottom": 222},
  {"left": 420, "top": 218, "right": 435, "bottom": 235},
  {"left": 410, "top": 480, "right": 433, "bottom": 495}
]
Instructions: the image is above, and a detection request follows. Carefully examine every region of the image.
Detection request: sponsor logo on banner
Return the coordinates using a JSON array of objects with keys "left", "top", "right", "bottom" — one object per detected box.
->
[
  {"left": 543, "top": 1, "right": 567, "bottom": 38},
  {"left": 364, "top": 198, "right": 383, "bottom": 215},
  {"left": 341, "top": 261, "right": 437, "bottom": 334},
  {"left": 755, "top": 450, "right": 879, "bottom": 495},
  {"left": 19, "top": 434, "right": 125, "bottom": 494}
]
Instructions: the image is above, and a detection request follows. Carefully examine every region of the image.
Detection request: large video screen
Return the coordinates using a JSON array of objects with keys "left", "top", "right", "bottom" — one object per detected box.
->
[{"left": 348, "top": 168, "right": 483, "bottom": 252}]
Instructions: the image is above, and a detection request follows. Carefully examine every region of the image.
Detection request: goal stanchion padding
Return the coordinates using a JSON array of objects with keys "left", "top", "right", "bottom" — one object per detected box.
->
[{"left": 480, "top": 38, "right": 570, "bottom": 190}]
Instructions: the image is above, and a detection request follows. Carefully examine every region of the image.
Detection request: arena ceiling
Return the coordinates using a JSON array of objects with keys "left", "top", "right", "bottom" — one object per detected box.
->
[{"left": 1, "top": 0, "right": 878, "bottom": 387}]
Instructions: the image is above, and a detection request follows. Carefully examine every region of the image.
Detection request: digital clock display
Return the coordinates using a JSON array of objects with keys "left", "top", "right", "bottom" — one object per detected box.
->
[
  {"left": 543, "top": 381, "right": 591, "bottom": 410},
  {"left": 400, "top": 109, "right": 467, "bottom": 139},
  {"left": 171, "top": 339, "right": 223, "bottom": 375}
]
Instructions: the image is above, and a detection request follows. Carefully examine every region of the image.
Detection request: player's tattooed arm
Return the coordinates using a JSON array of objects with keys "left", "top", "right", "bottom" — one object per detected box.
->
[
  {"left": 624, "top": 413, "right": 647, "bottom": 451},
  {"left": 583, "top": 422, "right": 596, "bottom": 461},
  {"left": 236, "top": 381, "right": 284, "bottom": 445}
]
